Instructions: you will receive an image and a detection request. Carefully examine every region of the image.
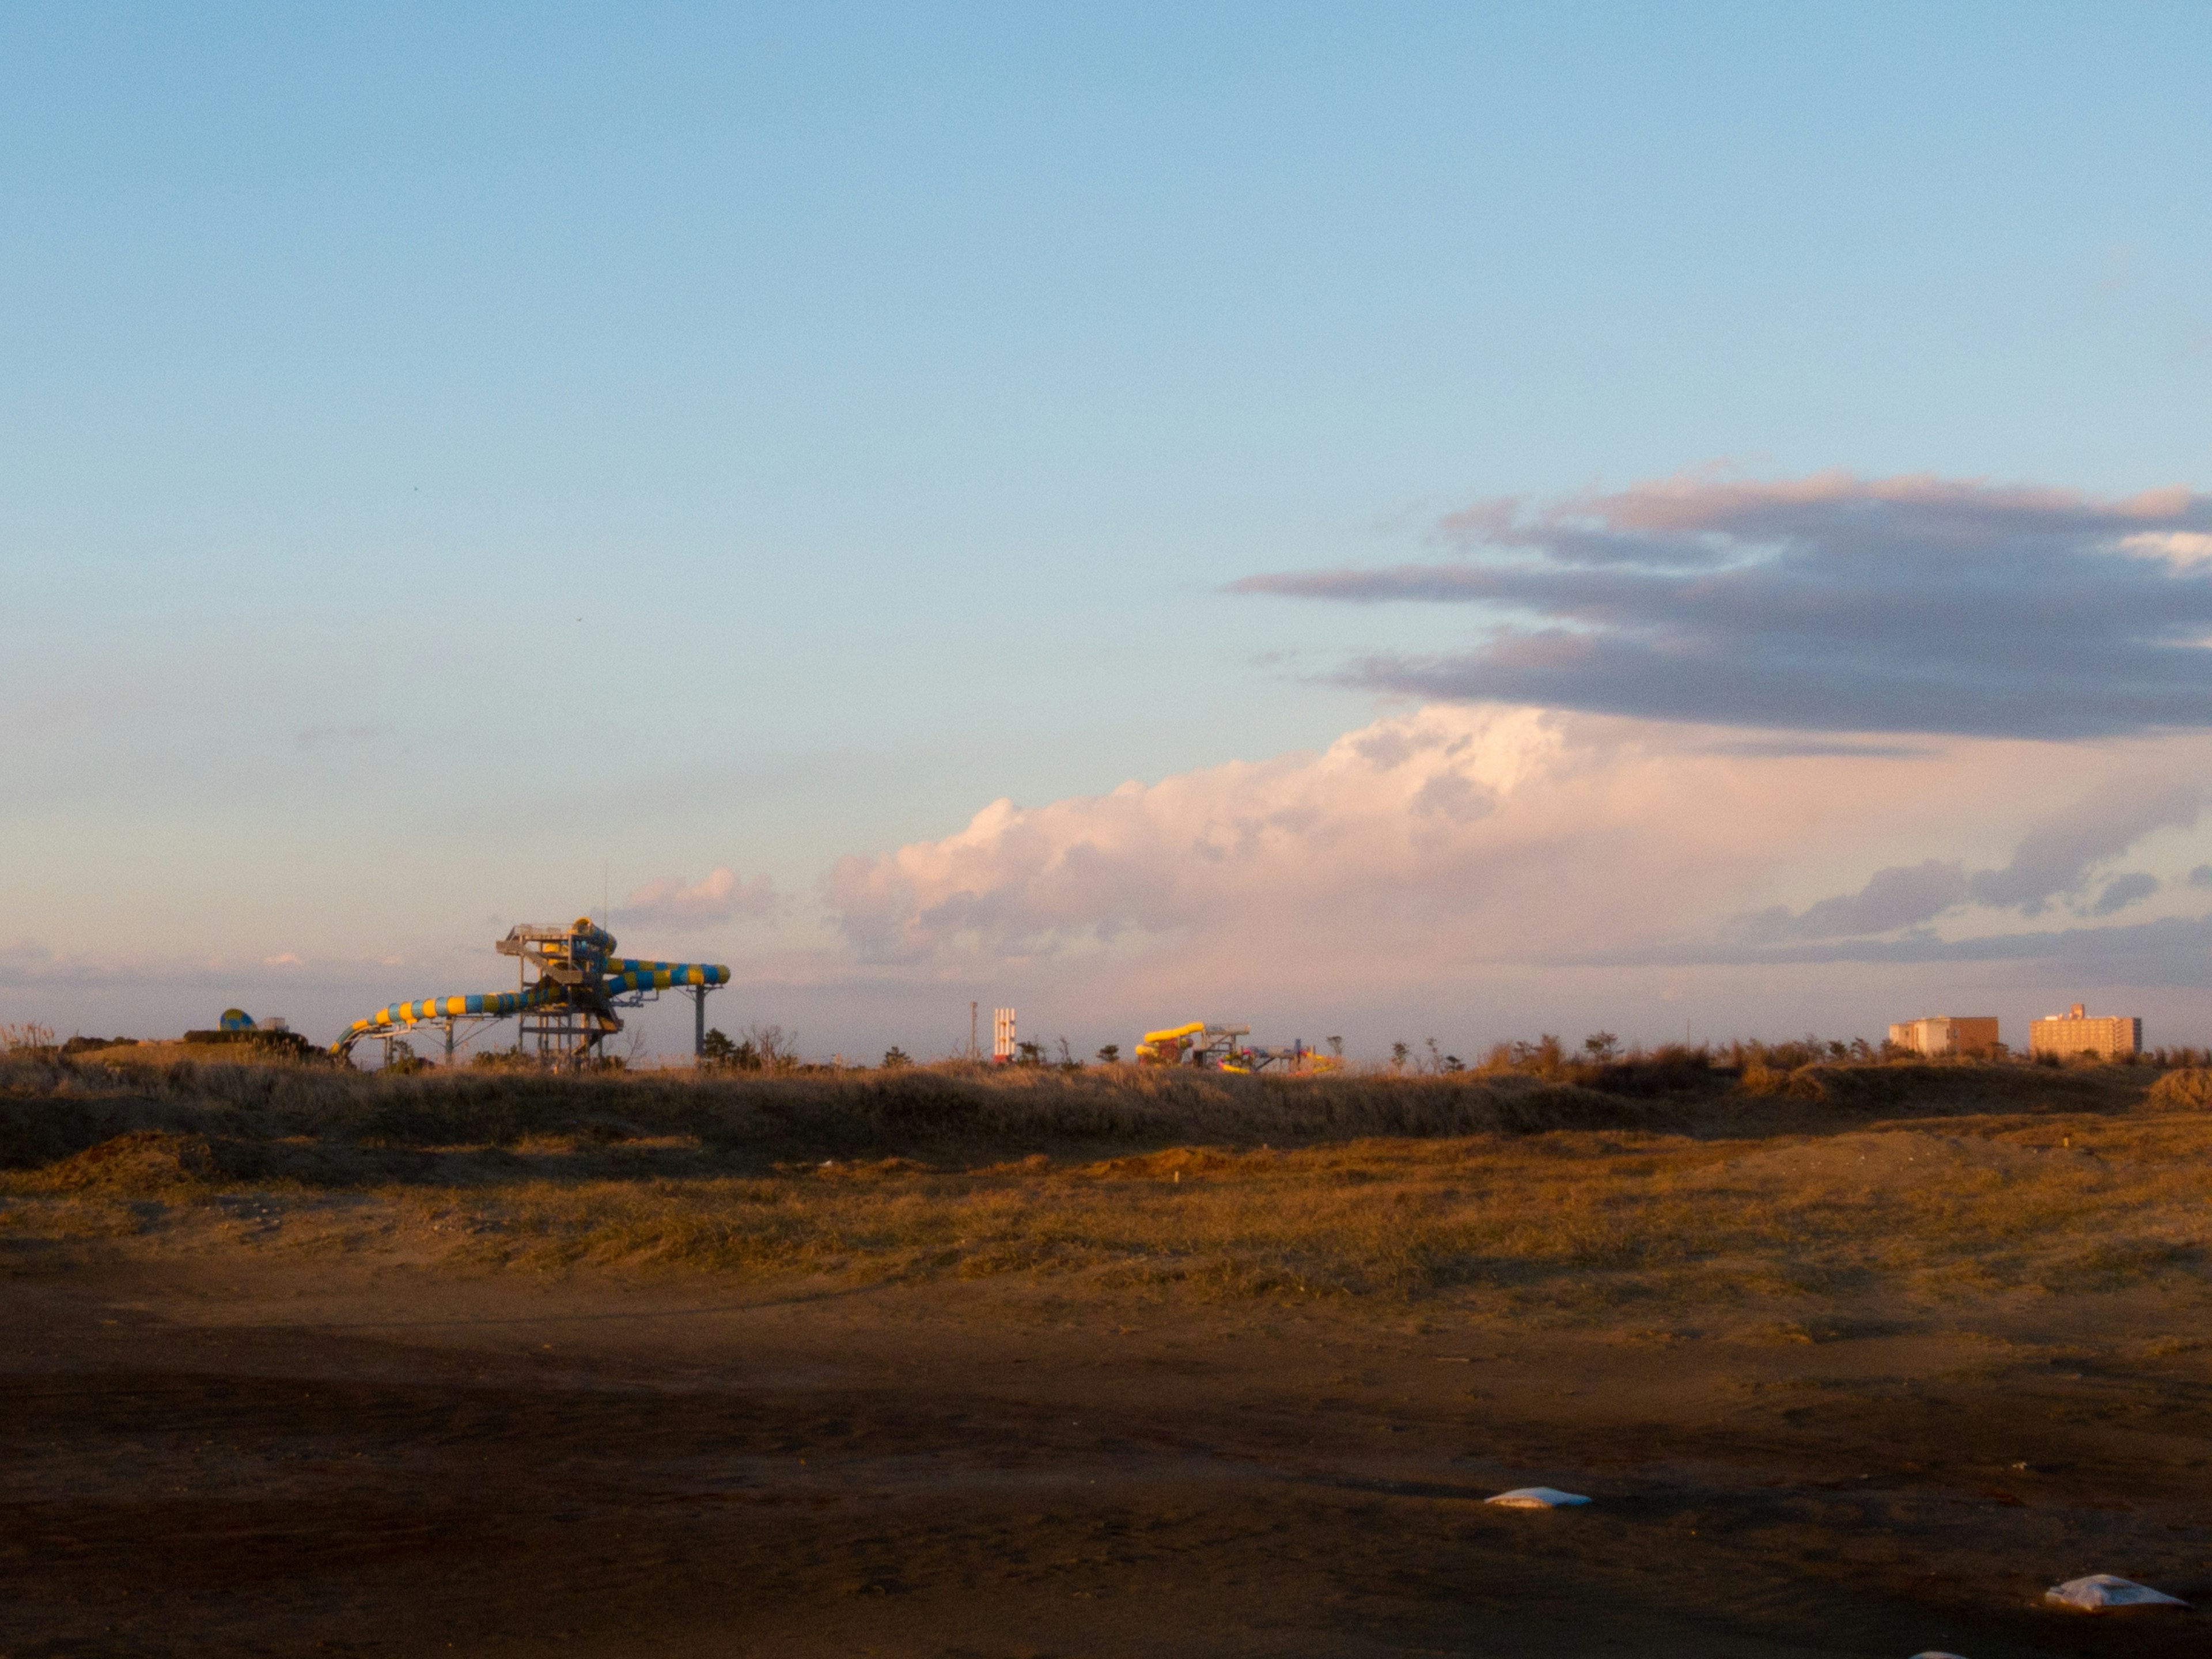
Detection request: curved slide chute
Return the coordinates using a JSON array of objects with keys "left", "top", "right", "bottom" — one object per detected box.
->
[
  {"left": 332, "top": 919, "right": 730, "bottom": 1062},
  {"left": 336, "top": 983, "right": 559, "bottom": 1052},
  {"left": 604, "top": 960, "right": 730, "bottom": 994}
]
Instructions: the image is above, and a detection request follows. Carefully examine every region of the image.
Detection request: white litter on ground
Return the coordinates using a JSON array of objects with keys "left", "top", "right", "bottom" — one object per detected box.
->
[
  {"left": 2044, "top": 1574, "right": 2188, "bottom": 1612},
  {"left": 1484, "top": 1486, "right": 1590, "bottom": 1508}
]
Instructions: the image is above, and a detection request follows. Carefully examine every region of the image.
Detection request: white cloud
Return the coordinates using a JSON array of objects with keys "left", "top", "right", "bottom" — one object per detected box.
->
[
  {"left": 18, "top": 705, "right": 2212, "bottom": 1052},
  {"left": 832, "top": 705, "right": 1563, "bottom": 970},
  {"left": 825, "top": 704, "right": 2212, "bottom": 1010},
  {"left": 620, "top": 866, "right": 779, "bottom": 933},
  {"left": 2119, "top": 531, "right": 2212, "bottom": 569}
]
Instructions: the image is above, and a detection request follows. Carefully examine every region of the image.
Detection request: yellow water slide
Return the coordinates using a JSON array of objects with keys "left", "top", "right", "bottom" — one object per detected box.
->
[{"left": 1134, "top": 1021, "right": 1207, "bottom": 1064}]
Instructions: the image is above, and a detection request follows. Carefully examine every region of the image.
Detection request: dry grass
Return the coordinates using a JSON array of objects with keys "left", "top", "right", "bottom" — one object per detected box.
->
[
  {"left": 435, "top": 1116, "right": 2211, "bottom": 1313},
  {"left": 2, "top": 1051, "right": 2207, "bottom": 1325},
  {"left": 0, "top": 1047, "right": 1703, "bottom": 1172}
]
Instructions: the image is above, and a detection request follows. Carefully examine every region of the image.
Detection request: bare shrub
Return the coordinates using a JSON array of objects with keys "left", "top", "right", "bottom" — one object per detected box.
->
[
  {"left": 747, "top": 1024, "right": 796, "bottom": 1072},
  {"left": 1, "top": 1023, "right": 57, "bottom": 1056}
]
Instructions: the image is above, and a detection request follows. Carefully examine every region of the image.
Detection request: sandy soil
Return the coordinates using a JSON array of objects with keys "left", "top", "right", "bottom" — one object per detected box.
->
[{"left": 4, "top": 1252, "right": 2207, "bottom": 1658}]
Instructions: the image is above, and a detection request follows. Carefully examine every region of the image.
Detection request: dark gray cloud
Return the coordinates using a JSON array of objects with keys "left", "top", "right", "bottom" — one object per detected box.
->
[
  {"left": 1738, "top": 779, "right": 2204, "bottom": 942},
  {"left": 1740, "top": 859, "right": 1970, "bottom": 943},
  {"left": 1584, "top": 912, "right": 2212, "bottom": 987},
  {"left": 1233, "top": 472, "right": 2212, "bottom": 737},
  {"left": 1964, "top": 778, "right": 2203, "bottom": 914},
  {"left": 2092, "top": 873, "right": 2161, "bottom": 915}
]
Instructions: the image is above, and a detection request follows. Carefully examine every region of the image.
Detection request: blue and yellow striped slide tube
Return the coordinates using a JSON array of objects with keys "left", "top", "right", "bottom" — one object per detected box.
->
[
  {"left": 337, "top": 981, "right": 560, "bottom": 1047},
  {"left": 602, "top": 959, "right": 731, "bottom": 994}
]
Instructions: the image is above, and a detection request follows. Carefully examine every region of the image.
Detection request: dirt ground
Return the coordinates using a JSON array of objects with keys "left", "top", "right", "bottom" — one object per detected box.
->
[{"left": 4, "top": 1252, "right": 2207, "bottom": 1658}]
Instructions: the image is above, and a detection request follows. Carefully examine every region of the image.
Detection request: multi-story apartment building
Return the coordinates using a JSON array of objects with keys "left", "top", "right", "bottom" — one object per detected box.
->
[{"left": 2028, "top": 1003, "right": 2141, "bottom": 1060}]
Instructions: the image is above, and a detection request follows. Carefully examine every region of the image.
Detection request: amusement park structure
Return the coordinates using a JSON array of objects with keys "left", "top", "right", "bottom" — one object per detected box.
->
[
  {"left": 332, "top": 918, "right": 729, "bottom": 1065},
  {"left": 1133, "top": 1020, "right": 1332, "bottom": 1073}
]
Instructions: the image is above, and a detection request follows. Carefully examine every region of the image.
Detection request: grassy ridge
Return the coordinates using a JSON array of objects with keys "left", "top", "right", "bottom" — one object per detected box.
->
[
  {"left": 3, "top": 1052, "right": 2203, "bottom": 1315},
  {"left": 0, "top": 1052, "right": 1676, "bottom": 1175},
  {"left": 0, "top": 1047, "right": 2167, "bottom": 1176}
]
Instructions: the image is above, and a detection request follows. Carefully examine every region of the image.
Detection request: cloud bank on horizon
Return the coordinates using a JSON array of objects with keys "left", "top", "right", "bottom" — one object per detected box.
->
[
  {"left": 817, "top": 471, "right": 2212, "bottom": 1026},
  {"left": 16, "top": 470, "right": 2212, "bottom": 1051},
  {"left": 1233, "top": 471, "right": 2212, "bottom": 740},
  {"left": 827, "top": 700, "right": 2212, "bottom": 995}
]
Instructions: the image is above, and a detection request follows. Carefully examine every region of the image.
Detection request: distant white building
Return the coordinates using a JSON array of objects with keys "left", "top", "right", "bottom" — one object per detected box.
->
[{"left": 1887, "top": 1016, "right": 1999, "bottom": 1057}]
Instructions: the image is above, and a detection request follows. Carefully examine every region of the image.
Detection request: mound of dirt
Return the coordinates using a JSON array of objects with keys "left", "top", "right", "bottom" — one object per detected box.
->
[{"left": 33, "top": 1129, "right": 218, "bottom": 1193}]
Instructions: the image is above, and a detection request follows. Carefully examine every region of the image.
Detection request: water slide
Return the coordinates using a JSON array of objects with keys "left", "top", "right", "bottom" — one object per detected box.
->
[
  {"left": 332, "top": 918, "right": 730, "bottom": 1058},
  {"left": 603, "top": 959, "right": 732, "bottom": 995},
  {"left": 1135, "top": 1021, "right": 1207, "bottom": 1062}
]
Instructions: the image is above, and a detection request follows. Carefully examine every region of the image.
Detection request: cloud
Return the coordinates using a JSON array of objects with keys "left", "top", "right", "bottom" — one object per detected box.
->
[
  {"left": 2092, "top": 873, "right": 2161, "bottom": 916},
  {"left": 1965, "top": 778, "right": 2203, "bottom": 911},
  {"left": 2119, "top": 531, "right": 2212, "bottom": 569},
  {"left": 620, "top": 867, "right": 779, "bottom": 933},
  {"left": 1233, "top": 471, "right": 2212, "bottom": 738},
  {"left": 1741, "top": 777, "right": 2207, "bottom": 940},
  {"left": 25, "top": 702, "right": 2212, "bottom": 1050},
  {"left": 1, "top": 939, "right": 374, "bottom": 991},
  {"left": 1738, "top": 859, "right": 1970, "bottom": 943},
  {"left": 827, "top": 705, "right": 1591, "bottom": 971},
  {"left": 1695, "top": 737, "right": 1933, "bottom": 759},
  {"left": 0, "top": 940, "right": 67, "bottom": 988},
  {"left": 827, "top": 700, "right": 2212, "bottom": 1006},
  {"left": 1577, "top": 911, "right": 2212, "bottom": 984},
  {"left": 814, "top": 690, "right": 2212, "bottom": 1026},
  {"left": 0, "top": 939, "right": 116, "bottom": 988}
]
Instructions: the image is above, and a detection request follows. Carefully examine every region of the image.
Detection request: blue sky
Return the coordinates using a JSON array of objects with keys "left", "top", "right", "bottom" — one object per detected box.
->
[{"left": 6, "top": 5, "right": 2211, "bottom": 1057}]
